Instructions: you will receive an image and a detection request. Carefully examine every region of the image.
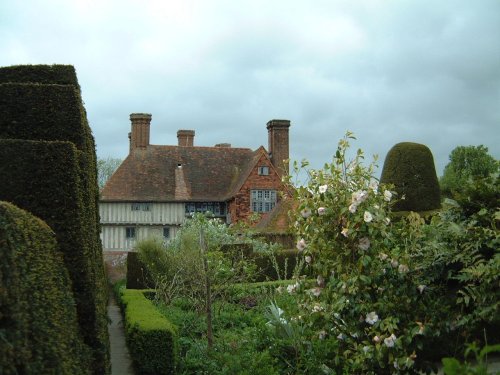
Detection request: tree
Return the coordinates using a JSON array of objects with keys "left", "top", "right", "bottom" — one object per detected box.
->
[
  {"left": 440, "top": 145, "right": 499, "bottom": 197},
  {"left": 97, "top": 157, "right": 122, "bottom": 190},
  {"left": 380, "top": 142, "right": 441, "bottom": 212}
]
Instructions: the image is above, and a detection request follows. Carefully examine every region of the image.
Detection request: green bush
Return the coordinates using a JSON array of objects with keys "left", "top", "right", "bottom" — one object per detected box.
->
[
  {"left": 380, "top": 142, "right": 441, "bottom": 212},
  {"left": 127, "top": 251, "right": 153, "bottom": 289},
  {"left": 0, "top": 201, "right": 91, "bottom": 374},
  {"left": 0, "top": 140, "right": 108, "bottom": 373},
  {"left": 119, "top": 289, "right": 178, "bottom": 375},
  {"left": 251, "top": 249, "right": 300, "bottom": 281},
  {"left": 0, "top": 64, "right": 109, "bottom": 374},
  {"left": 0, "top": 64, "right": 80, "bottom": 87}
]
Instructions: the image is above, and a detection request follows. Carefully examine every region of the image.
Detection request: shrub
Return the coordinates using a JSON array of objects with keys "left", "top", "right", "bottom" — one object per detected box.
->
[
  {"left": 283, "top": 133, "right": 447, "bottom": 373},
  {"left": 0, "top": 64, "right": 109, "bottom": 374},
  {"left": 119, "top": 289, "right": 178, "bottom": 375},
  {"left": 126, "top": 251, "right": 153, "bottom": 289},
  {"left": 0, "top": 201, "right": 91, "bottom": 374},
  {"left": 380, "top": 142, "right": 441, "bottom": 212}
]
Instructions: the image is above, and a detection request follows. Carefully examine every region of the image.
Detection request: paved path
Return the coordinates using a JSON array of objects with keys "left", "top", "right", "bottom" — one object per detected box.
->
[{"left": 107, "top": 292, "right": 135, "bottom": 375}]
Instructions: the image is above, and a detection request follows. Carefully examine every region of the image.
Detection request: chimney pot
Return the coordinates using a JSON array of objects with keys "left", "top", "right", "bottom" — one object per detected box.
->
[
  {"left": 177, "top": 130, "right": 195, "bottom": 147},
  {"left": 267, "top": 119, "right": 291, "bottom": 177},
  {"left": 130, "top": 113, "right": 152, "bottom": 151}
]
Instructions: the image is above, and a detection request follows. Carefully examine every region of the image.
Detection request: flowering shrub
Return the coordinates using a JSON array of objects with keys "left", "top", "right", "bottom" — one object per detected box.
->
[{"left": 283, "top": 133, "right": 440, "bottom": 373}]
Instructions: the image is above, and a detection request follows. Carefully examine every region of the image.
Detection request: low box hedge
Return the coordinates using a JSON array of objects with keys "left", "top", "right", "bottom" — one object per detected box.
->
[{"left": 119, "top": 289, "right": 178, "bottom": 375}]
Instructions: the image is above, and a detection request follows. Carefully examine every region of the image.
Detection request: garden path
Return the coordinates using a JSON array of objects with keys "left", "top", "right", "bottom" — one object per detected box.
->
[{"left": 107, "top": 291, "right": 135, "bottom": 375}]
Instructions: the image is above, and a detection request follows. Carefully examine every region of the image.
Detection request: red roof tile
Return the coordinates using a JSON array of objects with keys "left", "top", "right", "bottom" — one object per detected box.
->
[{"left": 100, "top": 145, "right": 257, "bottom": 202}]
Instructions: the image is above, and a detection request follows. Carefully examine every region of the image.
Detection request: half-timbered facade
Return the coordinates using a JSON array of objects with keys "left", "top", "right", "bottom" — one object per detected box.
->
[{"left": 99, "top": 113, "right": 290, "bottom": 251}]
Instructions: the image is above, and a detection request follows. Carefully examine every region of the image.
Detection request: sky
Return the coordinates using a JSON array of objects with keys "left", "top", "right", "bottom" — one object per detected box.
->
[{"left": 1, "top": 0, "right": 499, "bottom": 179}]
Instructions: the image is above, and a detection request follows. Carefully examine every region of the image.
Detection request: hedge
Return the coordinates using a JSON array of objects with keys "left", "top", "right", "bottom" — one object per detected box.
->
[
  {"left": 0, "top": 64, "right": 80, "bottom": 87},
  {"left": 380, "top": 142, "right": 441, "bottom": 212},
  {"left": 0, "top": 201, "right": 91, "bottom": 374},
  {"left": 251, "top": 249, "right": 300, "bottom": 281},
  {"left": 127, "top": 251, "right": 153, "bottom": 290},
  {"left": 119, "top": 289, "right": 178, "bottom": 375},
  {"left": 0, "top": 64, "right": 109, "bottom": 374}
]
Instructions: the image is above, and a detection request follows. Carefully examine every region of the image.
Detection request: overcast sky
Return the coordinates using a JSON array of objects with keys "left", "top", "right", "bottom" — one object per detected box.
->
[{"left": 1, "top": 0, "right": 499, "bottom": 178}]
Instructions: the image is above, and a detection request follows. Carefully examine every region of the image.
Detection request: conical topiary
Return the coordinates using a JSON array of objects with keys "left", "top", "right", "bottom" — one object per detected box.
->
[{"left": 380, "top": 142, "right": 441, "bottom": 212}]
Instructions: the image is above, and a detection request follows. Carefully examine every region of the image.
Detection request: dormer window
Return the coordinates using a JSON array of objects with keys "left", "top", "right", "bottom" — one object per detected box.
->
[{"left": 258, "top": 166, "right": 269, "bottom": 176}]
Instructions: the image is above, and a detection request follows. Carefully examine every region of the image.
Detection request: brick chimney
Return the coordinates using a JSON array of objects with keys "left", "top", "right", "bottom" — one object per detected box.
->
[
  {"left": 177, "top": 130, "right": 195, "bottom": 147},
  {"left": 267, "top": 119, "right": 291, "bottom": 177},
  {"left": 130, "top": 113, "right": 152, "bottom": 151}
]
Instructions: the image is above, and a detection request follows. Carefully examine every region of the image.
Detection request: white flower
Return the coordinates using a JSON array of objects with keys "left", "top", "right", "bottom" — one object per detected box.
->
[
  {"left": 317, "top": 207, "right": 326, "bottom": 215},
  {"left": 287, "top": 282, "right": 299, "bottom": 294},
  {"left": 310, "top": 287, "right": 322, "bottom": 297},
  {"left": 391, "top": 259, "right": 399, "bottom": 268},
  {"left": 398, "top": 264, "right": 409, "bottom": 273},
  {"left": 384, "top": 190, "right": 393, "bottom": 201},
  {"left": 358, "top": 237, "right": 371, "bottom": 251},
  {"left": 352, "top": 190, "right": 368, "bottom": 204},
  {"left": 317, "top": 275, "right": 325, "bottom": 287},
  {"left": 416, "top": 322, "right": 425, "bottom": 335},
  {"left": 296, "top": 238, "right": 307, "bottom": 252},
  {"left": 384, "top": 334, "right": 397, "bottom": 348},
  {"left": 318, "top": 330, "right": 327, "bottom": 340},
  {"left": 341, "top": 227, "right": 349, "bottom": 237},
  {"left": 379, "top": 252, "right": 388, "bottom": 261},
  {"left": 417, "top": 284, "right": 426, "bottom": 294},
  {"left": 384, "top": 217, "right": 391, "bottom": 225},
  {"left": 364, "top": 211, "right": 373, "bottom": 223},
  {"left": 319, "top": 184, "right": 328, "bottom": 193},
  {"left": 312, "top": 303, "right": 323, "bottom": 313},
  {"left": 369, "top": 180, "right": 379, "bottom": 192},
  {"left": 300, "top": 208, "right": 312, "bottom": 218},
  {"left": 348, "top": 203, "right": 357, "bottom": 213},
  {"left": 373, "top": 335, "right": 381, "bottom": 343},
  {"left": 305, "top": 255, "right": 312, "bottom": 264},
  {"left": 365, "top": 311, "right": 379, "bottom": 325}
]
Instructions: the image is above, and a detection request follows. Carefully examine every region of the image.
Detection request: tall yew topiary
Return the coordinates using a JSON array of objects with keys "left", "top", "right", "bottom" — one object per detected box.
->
[
  {"left": 0, "top": 64, "right": 109, "bottom": 374},
  {"left": 380, "top": 142, "right": 441, "bottom": 212},
  {"left": 0, "top": 201, "right": 91, "bottom": 375}
]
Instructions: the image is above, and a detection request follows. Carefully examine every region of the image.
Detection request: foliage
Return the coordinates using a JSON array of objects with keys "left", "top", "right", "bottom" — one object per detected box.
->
[
  {"left": 440, "top": 145, "right": 499, "bottom": 198},
  {"left": 380, "top": 142, "right": 441, "bottom": 212},
  {"left": 0, "top": 64, "right": 109, "bottom": 374},
  {"left": 118, "top": 289, "right": 178, "bottom": 375},
  {"left": 442, "top": 342, "right": 500, "bottom": 375},
  {"left": 136, "top": 215, "right": 256, "bottom": 309},
  {"left": 97, "top": 156, "right": 122, "bottom": 190},
  {"left": 276, "top": 132, "right": 500, "bottom": 373},
  {"left": 0, "top": 201, "right": 91, "bottom": 375}
]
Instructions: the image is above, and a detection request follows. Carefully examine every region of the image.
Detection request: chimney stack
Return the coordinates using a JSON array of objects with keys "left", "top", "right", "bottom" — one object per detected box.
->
[
  {"left": 177, "top": 130, "right": 195, "bottom": 146},
  {"left": 267, "top": 119, "right": 291, "bottom": 177},
  {"left": 130, "top": 113, "right": 152, "bottom": 151}
]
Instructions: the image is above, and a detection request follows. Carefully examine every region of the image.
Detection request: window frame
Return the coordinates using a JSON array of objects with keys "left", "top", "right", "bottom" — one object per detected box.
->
[
  {"left": 250, "top": 189, "right": 277, "bottom": 212},
  {"left": 125, "top": 227, "right": 136, "bottom": 239}
]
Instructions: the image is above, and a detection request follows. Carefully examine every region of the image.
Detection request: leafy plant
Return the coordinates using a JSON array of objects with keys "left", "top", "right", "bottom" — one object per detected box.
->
[{"left": 442, "top": 342, "right": 500, "bottom": 375}]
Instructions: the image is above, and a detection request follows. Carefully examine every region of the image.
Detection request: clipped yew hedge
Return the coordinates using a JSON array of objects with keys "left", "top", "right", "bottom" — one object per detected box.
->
[
  {"left": 0, "top": 64, "right": 79, "bottom": 87},
  {"left": 0, "top": 64, "right": 109, "bottom": 375},
  {"left": 0, "top": 201, "right": 91, "bottom": 375},
  {"left": 119, "top": 289, "right": 178, "bottom": 375},
  {"left": 380, "top": 142, "right": 441, "bottom": 212}
]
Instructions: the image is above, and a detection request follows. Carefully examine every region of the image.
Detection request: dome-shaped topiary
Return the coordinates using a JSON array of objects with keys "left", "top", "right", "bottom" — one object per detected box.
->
[
  {"left": 0, "top": 201, "right": 91, "bottom": 374},
  {"left": 380, "top": 142, "right": 441, "bottom": 212}
]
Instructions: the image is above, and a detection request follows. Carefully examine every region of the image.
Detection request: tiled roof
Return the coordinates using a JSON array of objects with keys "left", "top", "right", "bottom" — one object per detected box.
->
[
  {"left": 100, "top": 145, "right": 257, "bottom": 202},
  {"left": 254, "top": 197, "right": 296, "bottom": 233}
]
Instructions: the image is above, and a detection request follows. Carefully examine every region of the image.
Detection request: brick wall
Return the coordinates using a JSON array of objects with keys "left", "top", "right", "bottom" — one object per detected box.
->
[{"left": 228, "top": 153, "right": 284, "bottom": 223}]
